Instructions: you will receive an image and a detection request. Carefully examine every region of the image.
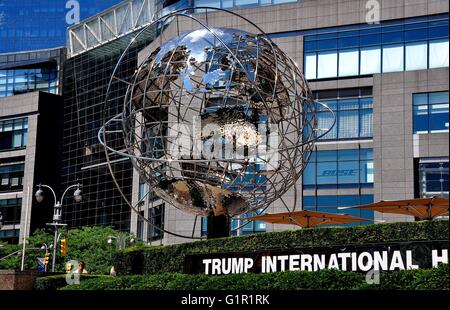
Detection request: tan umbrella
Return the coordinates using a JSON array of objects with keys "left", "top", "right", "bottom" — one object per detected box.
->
[
  {"left": 339, "top": 197, "right": 449, "bottom": 220},
  {"left": 246, "top": 210, "right": 371, "bottom": 228}
]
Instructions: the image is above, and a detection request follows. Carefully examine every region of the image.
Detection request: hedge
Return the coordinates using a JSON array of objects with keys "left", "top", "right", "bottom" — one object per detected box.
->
[
  {"left": 114, "top": 220, "right": 449, "bottom": 275},
  {"left": 60, "top": 263, "right": 449, "bottom": 290},
  {"left": 34, "top": 274, "right": 108, "bottom": 291}
]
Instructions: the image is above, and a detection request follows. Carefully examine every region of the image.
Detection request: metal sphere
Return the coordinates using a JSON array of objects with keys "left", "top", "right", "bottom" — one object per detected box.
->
[{"left": 120, "top": 26, "right": 318, "bottom": 218}]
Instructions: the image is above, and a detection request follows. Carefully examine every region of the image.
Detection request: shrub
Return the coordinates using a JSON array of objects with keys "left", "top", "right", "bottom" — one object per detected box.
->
[
  {"left": 61, "top": 264, "right": 449, "bottom": 290},
  {"left": 0, "top": 226, "right": 141, "bottom": 274},
  {"left": 114, "top": 220, "right": 449, "bottom": 275},
  {"left": 34, "top": 274, "right": 107, "bottom": 290}
]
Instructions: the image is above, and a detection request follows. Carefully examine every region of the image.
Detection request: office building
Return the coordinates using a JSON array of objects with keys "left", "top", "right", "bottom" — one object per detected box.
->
[
  {"left": 0, "top": 0, "right": 124, "bottom": 53},
  {"left": 0, "top": 48, "right": 65, "bottom": 243},
  {"left": 61, "top": 0, "right": 448, "bottom": 245}
]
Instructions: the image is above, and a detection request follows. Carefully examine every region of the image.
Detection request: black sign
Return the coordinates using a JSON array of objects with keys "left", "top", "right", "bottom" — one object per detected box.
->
[{"left": 184, "top": 240, "right": 449, "bottom": 275}]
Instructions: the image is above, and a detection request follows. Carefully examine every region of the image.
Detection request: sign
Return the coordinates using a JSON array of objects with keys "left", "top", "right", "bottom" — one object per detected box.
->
[
  {"left": 184, "top": 240, "right": 449, "bottom": 275},
  {"left": 37, "top": 258, "right": 46, "bottom": 272}
]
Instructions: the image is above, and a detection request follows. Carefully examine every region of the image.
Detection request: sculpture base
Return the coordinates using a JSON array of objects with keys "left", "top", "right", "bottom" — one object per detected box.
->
[{"left": 206, "top": 214, "right": 230, "bottom": 239}]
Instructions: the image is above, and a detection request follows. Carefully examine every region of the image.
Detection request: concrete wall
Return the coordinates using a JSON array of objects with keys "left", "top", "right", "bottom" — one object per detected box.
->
[
  {"left": 372, "top": 68, "right": 449, "bottom": 222},
  {"left": 0, "top": 270, "right": 40, "bottom": 290}
]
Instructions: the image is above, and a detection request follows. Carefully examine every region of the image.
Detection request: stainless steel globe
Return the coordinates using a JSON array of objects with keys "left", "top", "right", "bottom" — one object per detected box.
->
[{"left": 119, "top": 27, "right": 318, "bottom": 218}]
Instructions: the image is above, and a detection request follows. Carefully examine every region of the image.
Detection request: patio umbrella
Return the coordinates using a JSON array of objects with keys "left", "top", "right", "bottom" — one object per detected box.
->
[
  {"left": 246, "top": 210, "right": 372, "bottom": 228},
  {"left": 339, "top": 197, "right": 449, "bottom": 220}
]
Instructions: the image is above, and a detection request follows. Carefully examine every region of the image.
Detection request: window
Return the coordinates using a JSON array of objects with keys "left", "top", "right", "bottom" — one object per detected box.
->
[
  {"left": 406, "top": 41, "right": 428, "bottom": 70},
  {"left": 303, "top": 149, "right": 374, "bottom": 189},
  {"left": 201, "top": 210, "right": 267, "bottom": 237},
  {"left": 0, "top": 198, "right": 22, "bottom": 225},
  {"left": 0, "top": 66, "right": 58, "bottom": 98},
  {"left": 317, "top": 51, "right": 337, "bottom": 78},
  {"left": 413, "top": 91, "right": 449, "bottom": 134},
  {"left": 382, "top": 44, "right": 404, "bottom": 72},
  {"left": 148, "top": 204, "right": 164, "bottom": 241},
  {"left": 303, "top": 195, "right": 374, "bottom": 226},
  {"left": 194, "top": 0, "right": 298, "bottom": 11},
  {"left": 429, "top": 39, "right": 449, "bottom": 68},
  {"left": 304, "top": 53, "right": 317, "bottom": 80},
  {"left": 303, "top": 14, "right": 449, "bottom": 79},
  {"left": 0, "top": 118, "right": 28, "bottom": 151},
  {"left": 418, "top": 159, "right": 449, "bottom": 198},
  {"left": 339, "top": 49, "right": 359, "bottom": 77},
  {"left": 0, "top": 163, "right": 25, "bottom": 192},
  {"left": 313, "top": 96, "right": 373, "bottom": 141},
  {"left": 360, "top": 47, "right": 381, "bottom": 74},
  {"left": 137, "top": 211, "right": 144, "bottom": 240},
  {"left": 231, "top": 209, "right": 266, "bottom": 236}
]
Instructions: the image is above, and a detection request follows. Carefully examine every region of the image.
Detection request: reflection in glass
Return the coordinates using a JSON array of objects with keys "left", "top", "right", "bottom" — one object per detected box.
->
[
  {"left": 429, "top": 39, "right": 449, "bottom": 68},
  {"left": 405, "top": 42, "right": 427, "bottom": 71},
  {"left": 338, "top": 49, "right": 359, "bottom": 76},
  {"left": 317, "top": 51, "right": 337, "bottom": 78},
  {"left": 382, "top": 44, "right": 404, "bottom": 72}
]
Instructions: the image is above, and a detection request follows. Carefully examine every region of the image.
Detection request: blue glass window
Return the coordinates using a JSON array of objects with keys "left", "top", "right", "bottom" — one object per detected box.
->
[
  {"left": 0, "top": 118, "right": 28, "bottom": 151},
  {"left": 413, "top": 91, "right": 449, "bottom": 134},
  {"left": 303, "top": 195, "right": 374, "bottom": 226},
  {"left": 302, "top": 14, "right": 449, "bottom": 79},
  {"left": 0, "top": 163, "right": 25, "bottom": 192},
  {"left": 0, "top": 67, "right": 58, "bottom": 98},
  {"left": 0, "top": 0, "right": 124, "bottom": 53},
  {"left": 0, "top": 198, "right": 22, "bottom": 226},
  {"left": 316, "top": 97, "right": 373, "bottom": 140},
  {"left": 201, "top": 209, "right": 267, "bottom": 237},
  {"left": 419, "top": 160, "right": 449, "bottom": 198},
  {"left": 194, "top": 0, "right": 298, "bottom": 13},
  {"left": 303, "top": 149, "right": 374, "bottom": 189}
]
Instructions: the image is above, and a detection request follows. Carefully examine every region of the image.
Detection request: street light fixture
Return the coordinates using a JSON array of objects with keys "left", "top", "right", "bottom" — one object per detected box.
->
[
  {"left": 35, "top": 188, "right": 45, "bottom": 203},
  {"left": 35, "top": 183, "right": 82, "bottom": 272}
]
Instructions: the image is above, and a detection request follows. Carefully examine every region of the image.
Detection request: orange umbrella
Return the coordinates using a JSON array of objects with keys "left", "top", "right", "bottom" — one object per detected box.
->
[
  {"left": 339, "top": 197, "right": 449, "bottom": 220},
  {"left": 246, "top": 210, "right": 371, "bottom": 228}
]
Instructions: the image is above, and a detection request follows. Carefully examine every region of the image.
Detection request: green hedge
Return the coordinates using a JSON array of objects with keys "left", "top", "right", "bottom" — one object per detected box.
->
[
  {"left": 61, "top": 264, "right": 448, "bottom": 290},
  {"left": 34, "top": 274, "right": 108, "bottom": 291},
  {"left": 114, "top": 220, "right": 449, "bottom": 275}
]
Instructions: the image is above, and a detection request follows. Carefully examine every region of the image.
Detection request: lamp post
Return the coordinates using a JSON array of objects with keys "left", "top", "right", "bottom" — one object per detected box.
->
[{"left": 35, "top": 183, "right": 82, "bottom": 272}]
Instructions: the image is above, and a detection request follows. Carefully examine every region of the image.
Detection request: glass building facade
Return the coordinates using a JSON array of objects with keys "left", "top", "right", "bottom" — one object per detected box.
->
[
  {"left": 194, "top": 0, "right": 298, "bottom": 11},
  {"left": 300, "top": 14, "right": 449, "bottom": 80},
  {"left": 303, "top": 194, "right": 374, "bottom": 225},
  {"left": 418, "top": 158, "right": 449, "bottom": 199},
  {"left": 61, "top": 25, "right": 161, "bottom": 231},
  {"left": 303, "top": 149, "right": 374, "bottom": 190},
  {"left": 0, "top": 47, "right": 65, "bottom": 98},
  {"left": 0, "top": 198, "right": 21, "bottom": 226},
  {"left": 413, "top": 91, "right": 449, "bottom": 134},
  {"left": 0, "top": 118, "right": 28, "bottom": 151},
  {"left": 311, "top": 88, "right": 373, "bottom": 141},
  {"left": 0, "top": 0, "right": 123, "bottom": 53},
  {"left": 0, "top": 162, "right": 24, "bottom": 193}
]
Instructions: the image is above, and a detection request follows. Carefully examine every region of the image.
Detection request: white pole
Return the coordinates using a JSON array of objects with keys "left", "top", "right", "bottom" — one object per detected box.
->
[{"left": 20, "top": 186, "right": 31, "bottom": 271}]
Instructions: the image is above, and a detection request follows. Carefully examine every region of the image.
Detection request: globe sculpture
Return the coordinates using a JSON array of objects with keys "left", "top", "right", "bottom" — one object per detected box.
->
[{"left": 100, "top": 8, "right": 326, "bottom": 239}]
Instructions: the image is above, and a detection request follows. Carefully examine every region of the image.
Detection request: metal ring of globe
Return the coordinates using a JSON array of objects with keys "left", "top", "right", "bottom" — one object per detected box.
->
[{"left": 99, "top": 7, "right": 335, "bottom": 240}]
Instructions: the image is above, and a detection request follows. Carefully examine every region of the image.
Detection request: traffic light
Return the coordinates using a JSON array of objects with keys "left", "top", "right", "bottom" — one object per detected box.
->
[
  {"left": 60, "top": 239, "right": 67, "bottom": 256},
  {"left": 44, "top": 251, "right": 50, "bottom": 265}
]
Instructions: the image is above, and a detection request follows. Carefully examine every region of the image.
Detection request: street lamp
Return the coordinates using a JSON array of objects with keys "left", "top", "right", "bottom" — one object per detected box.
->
[{"left": 35, "top": 183, "right": 82, "bottom": 272}]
